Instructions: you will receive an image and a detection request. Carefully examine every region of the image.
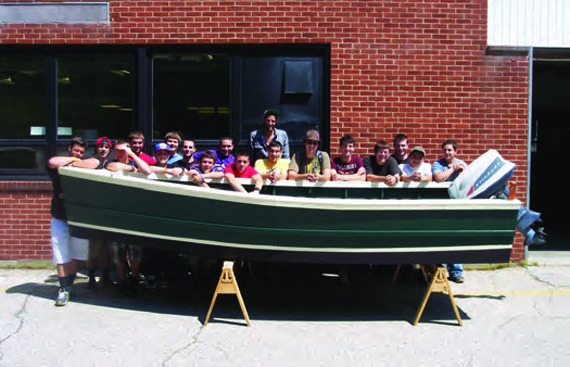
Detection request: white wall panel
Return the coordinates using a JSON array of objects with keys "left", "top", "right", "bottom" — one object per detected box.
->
[{"left": 488, "top": 0, "right": 570, "bottom": 47}]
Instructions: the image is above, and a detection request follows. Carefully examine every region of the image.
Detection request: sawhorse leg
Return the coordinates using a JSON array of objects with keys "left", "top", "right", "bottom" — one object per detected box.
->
[
  {"left": 413, "top": 265, "right": 462, "bottom": 326},
  {"left": 204, "top": 261, "right": 251, "bottom": 327}
]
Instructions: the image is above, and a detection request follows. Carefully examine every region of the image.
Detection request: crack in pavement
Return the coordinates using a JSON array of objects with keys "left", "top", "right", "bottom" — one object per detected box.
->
[
  {"left": 161, "top": 324, "right": 206, "bottom": 367},
  {"left": 525, "top": 268, "right": 559, "bottom": 289},
  {"left": 0, "top": 293, "right": 30, "bottom": 363}
]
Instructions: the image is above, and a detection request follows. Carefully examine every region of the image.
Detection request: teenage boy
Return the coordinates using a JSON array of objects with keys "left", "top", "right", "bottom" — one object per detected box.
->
[
  {"left": 363, "top": 140, "right": 401, "bottom": 186},
  {"left": 150, "top": 142, "right": 185, "bottom": 176},
  {"left": 432, "top": 139, "right": 467, "bottom": 183},
  {"left": 176, "top": 139, "right": 198, "bottom": 170},
  {"left": 248, "top": 108, "right": 290, "bottom": 161},
  {"left": 254, "top": 141, "right": 289, "bottom": 183},
  {"left": 47, "top": 137, "right": 98, "bottom": 306},
  {"left": 128, "top": 130, "right": 156, "bottom": 165},
  {"left": 399, "top": 147, "right": 432, "bottom": 182},
  {"left": 225, "top": 150, "right": 264, "bottom": 193},
  {"left": 188, "top": 150, "right": 224, "bottom": 188},
  {"left": 432, "top": 139, "right": 467, "bottom": 284},
  {"left": 104, "top": 139, "right": 152, "bottom": 294},
  {"left": 288, "top": 130, "right": 331, "bottom": 182},
  {"left": 165, "top": 131, "right": 183, "bottom": 164},
  {"left": 391, "top": 133, "right": 409, "bottom": 164},
  {"left": 330, "top": 134, "right": 365, "bottom": 181},
  {"left": 193, "top": 136, "right": 235, "bottom": 168}
]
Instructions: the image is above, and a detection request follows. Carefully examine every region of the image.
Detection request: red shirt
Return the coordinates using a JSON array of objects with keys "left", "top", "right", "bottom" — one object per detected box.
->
[
  {"left": 224, "top": 164, "right": 259, "bottom": 178},
  {"left": 130, "top": 152, "right": 156, "bottom": 165}
]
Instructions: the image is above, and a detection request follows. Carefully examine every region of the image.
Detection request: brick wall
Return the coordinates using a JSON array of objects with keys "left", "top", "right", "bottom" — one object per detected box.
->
[
  {"left": 0, "top": 0, "right": 529, "bottom": 261},
  {"left": 0, "top": 181, "right": 52, "bottom": 260}
]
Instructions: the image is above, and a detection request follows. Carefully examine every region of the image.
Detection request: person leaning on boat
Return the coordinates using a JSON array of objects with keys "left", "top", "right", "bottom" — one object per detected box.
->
[
  {"left": 47, "top": 136, "right": 100, "bottom": 306},
  {"left": 363, "top": 140, "right": 401, "bottom": 186},
  {"left": 149, "top": 142, "right": 185, "bottom": 177},
  {"left": 432, "top": 139, "right": 467, "bottom": 284},
  {"left": 187, "top": 150, "right": 224, "bottom": 188},
  {"left": 224, "top": 149, "right": 264, "bottom": 194},
  {"left": 399, "top": 147, "right": 432, "bottom": 183},
  {"left": 248, "top": 108, "right": 290, "bottom": 162},
  {"left": 254, "top": 141, "right": 289, "bottom": 183},
  {"left": 128, "top": 130, "right": 156, "bottom": 166},
  {"left": 330, "top": 134, "right": 366, "bottom": 181},
  {"left": 288, "top": 130, "right": 331, "bottom": 182}
]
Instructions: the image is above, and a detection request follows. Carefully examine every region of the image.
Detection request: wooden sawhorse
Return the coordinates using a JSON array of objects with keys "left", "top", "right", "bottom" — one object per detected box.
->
[
  {"left": 204, "top": 261, "right": 251, "bottom": 327},
  {"left": 412, "top": 264, "right": 462, "bottom": 326}
]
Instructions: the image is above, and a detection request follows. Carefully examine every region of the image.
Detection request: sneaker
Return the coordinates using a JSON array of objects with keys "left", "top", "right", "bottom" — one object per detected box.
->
[
  {"left": 448, "top": 274, "right": 464, "bottom": 284},
  {"left": 55, "top": 288, "right": 70, "bottom": 306}
]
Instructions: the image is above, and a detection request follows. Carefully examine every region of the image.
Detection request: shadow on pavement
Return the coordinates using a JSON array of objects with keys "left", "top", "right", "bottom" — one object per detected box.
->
[{"left": 5, "top": 264, "right": 477, "bottom": 326}]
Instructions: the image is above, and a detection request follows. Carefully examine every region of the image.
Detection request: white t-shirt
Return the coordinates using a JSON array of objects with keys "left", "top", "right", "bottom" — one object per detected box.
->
[{"left": 399, "top": 162, "right": 432, "bottom": 177}]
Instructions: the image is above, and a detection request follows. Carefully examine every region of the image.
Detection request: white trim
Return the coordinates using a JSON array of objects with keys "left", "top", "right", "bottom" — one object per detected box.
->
[
  {"left": 70, "top": 221, "right": 513, "bottom": 254},
  {"left": 60, "top": 167, "right": 522, "bottom": 211}
]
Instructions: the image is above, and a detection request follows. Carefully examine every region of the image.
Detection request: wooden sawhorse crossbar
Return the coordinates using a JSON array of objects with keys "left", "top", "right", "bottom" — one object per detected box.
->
[{"left": 204, "top": 261, "right": 251, "bottom": 327}]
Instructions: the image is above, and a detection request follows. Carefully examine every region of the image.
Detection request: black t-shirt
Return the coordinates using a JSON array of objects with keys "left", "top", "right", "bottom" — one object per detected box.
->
[
  {"left": 175, "top": 159, "right": 197, "bottom": 170},
  {"left": 390, "top": 154, "right": 409, "bottom": 165},
  {"left": 363, "top": 155, "right": 401, "bottom": 176},
  {"left": 46, "top": 162, "right": 66, "bottom": 221}
]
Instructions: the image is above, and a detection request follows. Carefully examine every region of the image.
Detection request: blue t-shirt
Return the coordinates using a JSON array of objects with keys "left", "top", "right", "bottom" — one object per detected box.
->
[{"left": 432, "top": 158, "right": 466, "bottom": 181}]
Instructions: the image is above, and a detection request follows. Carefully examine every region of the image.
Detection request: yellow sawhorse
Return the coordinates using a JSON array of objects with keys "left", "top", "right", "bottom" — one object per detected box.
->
[
  {"left": 204, "top": 261, "right": 251, "bottom": 327},
  {"left": 413, "top": 264, "right": 462, "bottom": 326}
]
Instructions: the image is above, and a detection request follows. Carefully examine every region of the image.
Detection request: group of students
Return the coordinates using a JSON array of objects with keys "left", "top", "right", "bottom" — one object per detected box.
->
[{"left": 47, "top": 109, "right": 468, "bottom": 306}]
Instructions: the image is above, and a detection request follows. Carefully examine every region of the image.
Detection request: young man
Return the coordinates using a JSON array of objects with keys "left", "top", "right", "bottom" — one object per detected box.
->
[
  {"left": 47, "top": 137, "right": 98, "bottom": 306},
  {"left": 128, "top": 130, "right": 156, "bottom": 165},
  {"left": 188, "top": 150, "right": 224, "bottom": 188},
  {"left": 176, "top": 139, "right": 197, "bottom": 170},
  {"left": 151, "top": 142, "right": 185, "bottom": 176},
  {"left": 288, "top": 130, "right": 331, "bottom": 182},
  {"left": 363, "top": 140, "right": 401, "bottom": 186},
  {"left": 248, "top": 108, "right": 290, "bottom": 161},
  {"left": 165, "top": 131, "right": 183, "bottom": 164},
  {"left": 432, "top": 139, "right": 467, "bottom": 183},
  {"left": 254, "top": 141, "right": 289, "bottom": 183},
  {"left": 432, "top": 139, "right": 467, "bottom": 284},
  {"left": 330, "top": 134, "right": 365, "bottom": 181},
  {"left": 92, "top": 136, "right": 112, "bottom": 168},
  {"left": 193, "top": 136, "right": 235, "bottom": 168},
  {"left": 105, "top": 139, "right": 152, "bottom": 294},
  {"left": 225, "top": 150, "right": 264, "bottom": 194},
  {"left": 399, "top": 147, "right": 432, "bottom": 182},
  {"left": 391, "top": 133, "right": 409, "bottom": 164}
]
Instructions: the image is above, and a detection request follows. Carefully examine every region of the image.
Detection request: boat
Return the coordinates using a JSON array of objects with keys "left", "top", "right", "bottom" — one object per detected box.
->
[{"left": 58, "top": 167, "right": 521, "bottom": 264}]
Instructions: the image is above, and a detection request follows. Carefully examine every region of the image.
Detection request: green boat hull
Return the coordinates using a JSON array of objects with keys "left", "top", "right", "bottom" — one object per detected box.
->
[{"left": 59, "top": 168, "right": 520, "bottom": 264}]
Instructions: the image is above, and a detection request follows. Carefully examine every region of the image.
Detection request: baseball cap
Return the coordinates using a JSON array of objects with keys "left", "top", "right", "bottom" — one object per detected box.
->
[
  {"left": 95, "top": 136, "right": 112, "bottom": 148},
  {"left": 410, "top": 146, "right": 426, "bottom": 157},
  {"left": 264, "top": 108, "right": 280, "bottom": 119},
  {"left": 154, "top": 142, "right": 171, "bottom": 152},
  {"left": 303, "top": 130, "right": 321, "bottom": 142}
]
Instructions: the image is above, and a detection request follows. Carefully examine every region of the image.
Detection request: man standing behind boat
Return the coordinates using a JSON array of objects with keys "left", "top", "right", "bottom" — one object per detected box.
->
[
  {"left": 330, "top": 134, "right": 366, "bottom": 181},
  {"left": 248, "top": 108, "right": 290, "bottom": 161},
  {"left": 391, "top": 133, "right": 410, "bottom": 164},
  {"left": 193, "top": 136, "right": 235, "bottom": 168},
  {"left": 254, "top": 141, "right": 289, "bottom": 183},
  {"left": 176, "top": 139, "right": 198, "bottom": 170},
  {"left": 164, "top": 131, "right": 183, "bottom": 164},
  {"left": 288, "top": 130, "right": 331, "bottom": 182},
  {"left": 105, "top": 140, "right": 152, "bottom": 294},
  {"left": 432, "top": 139, "right": 467, "bottom": 283},
  {"left": 47, "top": 137, "right": 99, "bottom": 306},
  {"left": 363, "top": 140, "right": 401, "bottom": 186},
  {"left": 225, "top": 150, "right": 264, "bottom": 194},
  {"left": 128, "top": 130, "right": 156, "bottom": 165}
]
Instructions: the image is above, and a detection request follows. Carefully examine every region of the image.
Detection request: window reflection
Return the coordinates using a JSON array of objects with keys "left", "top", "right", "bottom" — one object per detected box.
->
[
  {"left": 57, "top": 53, "right": 134, "bottom": 140},
  {"left": 153, "top": 54, "right": 230, "bottom": 140},
  {"left": 0, "top": 54, "right": 45, "bottom": 139},
  {"left": 0, "top": 146, "right": 45, "bottom": 169}
]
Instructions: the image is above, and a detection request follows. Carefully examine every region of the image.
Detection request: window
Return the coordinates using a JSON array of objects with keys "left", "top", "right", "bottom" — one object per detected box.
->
[
  {"left": 153, "top": 54, "right": 230, "bottom": 141},
  {"left": 57, "top": 53, "right": 135, "bottom": 141}
]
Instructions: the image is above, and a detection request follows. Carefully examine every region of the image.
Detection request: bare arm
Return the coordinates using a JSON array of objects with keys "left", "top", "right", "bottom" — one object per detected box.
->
[
  {"left": 149, "top": 165, "right": 184, "bottom": 177},
  {"left": 224, "top": 173, "right": 247, "bottom": 193},
  {"left": 333, "top": 167, "right": 366, "bottom": 181},
  {"left": 188, "top": 170, "right": 209, "bottom": 188}
]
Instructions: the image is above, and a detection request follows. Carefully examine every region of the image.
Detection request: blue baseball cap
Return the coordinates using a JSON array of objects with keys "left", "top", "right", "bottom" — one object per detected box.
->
[{"left": 154, "top": 142, "right": 171, "bottom": 152}]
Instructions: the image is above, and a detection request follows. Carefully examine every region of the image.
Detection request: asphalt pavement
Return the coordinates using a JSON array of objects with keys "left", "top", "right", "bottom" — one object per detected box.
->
[{"left": 1, "top": 252, "right": 569, "bottom": 367}]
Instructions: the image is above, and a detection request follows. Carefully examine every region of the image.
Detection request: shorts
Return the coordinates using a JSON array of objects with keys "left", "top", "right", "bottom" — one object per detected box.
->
[
  {"left": 110, "top": 242, "right": 143, "bottom": 264},
  {"left": 88, "top": 239, "right": 109, "bottom": 259},
  {"left": 51, "top": 218, "right": 89, "bottom": 264}
]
